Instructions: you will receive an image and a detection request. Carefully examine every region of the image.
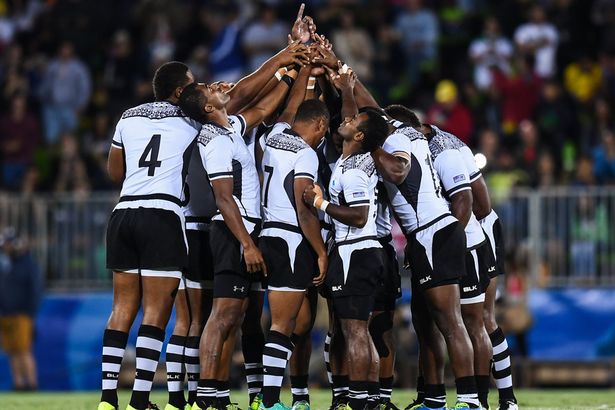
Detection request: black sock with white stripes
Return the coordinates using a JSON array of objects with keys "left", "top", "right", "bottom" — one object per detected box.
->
[
  {"left": 415, "top": 376, "right": 425, "bottom": 403},
  {"left": 185, "top": 336, "right": 200, "bottom": 405},
  {"left": 489, "top": 327, "right": 517, "bottom": 404},
  {"left": 129, "top": 325, "right": 165, "bottom": 409},
  {"left": 290, "top": 374, "right": 310, "bottom": 404},
  {"left": 455, "top": 376, "right": 480, "bottom": 408},
  {"left": 324, "top": 332, "right": 333, "bottom": 387},
  {"left": 196, "top": 379, "right": 217, "bottom": 408},
  {"left": 262, "top": 331, "right": 294, "bottom": 407},
  {"left": 100, "top": 329, "right": 128, "bottom": 407},
  {"left": 367, "top": 381, "right": 380, "bottom": 408},
  {"left": 166, "top": 334, "right": 187, "bottom": 408},
  {"left": 332, "top": 375, "right": 349, "bottom": 402},
  {"left": 379, "top": 376, "right": 393, "bottom": 402},
  {"left": 423, "top": 384, "right": 446, "bottom": 409},
  {"left": 217, "top": 380, "right": 231, "bottom": 407},
  {"left": 242, "top": 332, "right": 265, "bottom": 403},
  {"left": 348, "top": 380, "right": 368, "bottom": 410}
]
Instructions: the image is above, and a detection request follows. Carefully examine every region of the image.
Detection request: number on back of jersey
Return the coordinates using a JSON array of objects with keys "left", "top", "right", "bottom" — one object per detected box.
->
[{"left": 139, "top": 134, "right": 162, "bottom": 176}]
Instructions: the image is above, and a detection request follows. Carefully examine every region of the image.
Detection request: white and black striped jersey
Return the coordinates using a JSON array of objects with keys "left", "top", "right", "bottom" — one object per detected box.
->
[
  {"left": 329, "top": 152, "right": 380, "bottom": 245},
  {"left": 382, "top": 125, "right": 452, "bottom": 234},
  {"left": 197, "top": 114, "right": 261, "bottom": 227},
  {"left": 428, "top": 125, "right": 486, "bottom": 248},
  {"left": 316, "top": 136, "right": 339, "bottom": 240},
  {"left": 183, "top": 145, "right": 217, "bottom": 231},
  {"left": 375, "top": 179, "right": 392, "bottom": 239},
  {"left": 111, "top": 101, "right": 200, "bottom": 217},
  {"left": 260, "top": 122, "right": 319, "bottom": 229}
]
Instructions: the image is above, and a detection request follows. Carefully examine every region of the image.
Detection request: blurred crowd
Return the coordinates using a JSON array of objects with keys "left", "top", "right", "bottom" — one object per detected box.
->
[{"left": 1, "top": 0, "right": 615, "bottom": 196}]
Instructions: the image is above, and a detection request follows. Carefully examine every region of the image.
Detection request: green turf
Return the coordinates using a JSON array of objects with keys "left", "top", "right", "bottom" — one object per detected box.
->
[{"left": 0, "top": 389, "right": 613, "bottom": 410}]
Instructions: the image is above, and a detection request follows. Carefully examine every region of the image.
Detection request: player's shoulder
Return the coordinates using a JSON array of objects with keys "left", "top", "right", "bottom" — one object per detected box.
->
[
  {"left": 342, "top": 152, "right": 376, "bottom": 177},
  {"left": 392, "top": 124, "right": 426, "bottom": 142},
  {"left": 265, "top": 125, "right": 310, "bottom": 154},
  {"left": 197, "top": 121, "right": 233, "bottom": 148},
  {"left": 428, "top": 126, "right": 466, "bottom": 157},
  {"left": 121, "top": 101, "right": 186, "bottom": 121}
]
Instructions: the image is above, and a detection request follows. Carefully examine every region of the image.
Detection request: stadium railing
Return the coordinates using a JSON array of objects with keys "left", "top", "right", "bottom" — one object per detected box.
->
[{"left": 1, "top": 187, "right": 614, "bottom": 290}]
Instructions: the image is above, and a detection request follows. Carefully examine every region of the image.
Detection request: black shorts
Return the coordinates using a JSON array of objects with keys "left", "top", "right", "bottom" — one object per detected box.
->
[
  {"left": 407, "top": 218, "right": 466, "bottom": 292},
  {"left": 259, "top": 236, "right": 317, "bottom": 291},
  {"left": 106, "top": 208, "right": 187, "bottom": 271},
  {"left": 209, "top": 220, "right": 262, "bottom": 299},
  {"left": 373, "top": 236, "right": 401, "bottom": 312},
  {"left": 327, "top": 245, "right": 383, "bottom": 319},
  {"left": 460, "top": 241, "right": 492, "bottom": 304},
  {"left": 186, "top": 229, "right": 214, "bottom": 289},
  {"left": 481, "top": 212, "right": 506, "bottom": 277}
]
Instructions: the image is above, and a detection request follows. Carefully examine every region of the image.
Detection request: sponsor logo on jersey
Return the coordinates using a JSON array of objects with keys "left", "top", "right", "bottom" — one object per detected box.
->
[
  {"left": 453, "top": 174, "right": 466, "bottom": 183},
  {"left": 419, "top": 275, "right": 432, "bottom": 285},
  {"left": 463, "top": 285, "right": 478, "bottom": 292},
  {"left": 353, "top": 192, "right": 366, "bottom": 198}
]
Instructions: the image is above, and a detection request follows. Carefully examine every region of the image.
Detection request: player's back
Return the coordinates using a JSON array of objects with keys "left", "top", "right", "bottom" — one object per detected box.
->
[
  {"left": 114, "top": 101, "right": 200, "bottom": 205},
  {"left": 261, "top": 122, "right": 317, "bottom": 226}
]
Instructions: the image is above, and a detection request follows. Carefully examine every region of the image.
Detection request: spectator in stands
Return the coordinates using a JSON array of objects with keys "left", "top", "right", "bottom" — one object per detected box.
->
[
  {"left": 468, "top": 16, "right": 513, "bottom": 91},
  {"left": 570, "top": 196, "right": 609, "bottom": 280},
  {"left": 102, "top": 30, "right": 138, "bottom": 118},
  {"left": 331, "top": 10, "right": 375, "bottom": 83},
  {"left": 0, "top": 93, "right": 39, "bottom": 191},
  {"left": 0, "top": 227, "right": 43, "bottom": 391},
  {"left": 593, "top": 129, "right": 615, "bottom": 184},
  {"left": 572, "top": 155, "right": 596, "bottom": 187},
  {"left": 52, "top": 133, "right": 91, "bottom": 195},
  {"left": 585, "top": 98, "right": 615, "bottom": 150},
  {"left": 477, "top": 128, "right": 500, "bottom": 170},
  {"left": 241, "top": 3, "right": 287, "bottom": 72},
  {"left": 565, "top": 54, "right": 603, "bottom": 104},
  {"left": 393, "top": 0, "right": 439, "bottom": 86},
  {"left": 535, "top": 80, "right": 578, "bottom": 155},
  {"left": 207, "top": 2, "right": 245, "bottom": 82},
  {"left": 82, "top": 112, "right": 114, "bottom": 190},
  {"left": 514, "top": 5, "right": 559, "bottom": 79},
  {"left": 38, "top": 41, "right": 91, "bottom": 145},
  {"left": 426, "top": 79, "right": 473, "bottom": 144},
  {"left": 491, "top": 55, "right": 542, "bottom": 135}
]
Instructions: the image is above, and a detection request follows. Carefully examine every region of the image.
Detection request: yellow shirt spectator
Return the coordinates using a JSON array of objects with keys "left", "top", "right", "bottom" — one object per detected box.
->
[{"left": 565, "top": 61, "right": 602, "bottom": 103}]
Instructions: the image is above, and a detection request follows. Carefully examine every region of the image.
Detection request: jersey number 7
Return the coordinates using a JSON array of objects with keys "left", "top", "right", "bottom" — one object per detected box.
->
[{"left": 139, "top": 134, "right": 162, "bottom": 176}]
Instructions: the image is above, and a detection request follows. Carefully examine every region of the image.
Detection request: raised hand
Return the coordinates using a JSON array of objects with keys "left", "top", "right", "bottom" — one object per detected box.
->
[
  {"left": 291, "top": 3, "right": 313, "bottom": 44},
  {"left": 278, "top": 38, "right": 310, "bottom": 67}
]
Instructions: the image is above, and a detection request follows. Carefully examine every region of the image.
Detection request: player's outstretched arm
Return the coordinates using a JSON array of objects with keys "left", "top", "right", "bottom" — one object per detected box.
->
[
  {"left": 211, "top": 178, "right": 267, "bottom": 275},
  {"left": 471, "top": 176, "right": 492, "bottom": 220},
  {"left": 277, "top": 66, "right": 311, "bottom": 125},
  {"left": 327, "top": 69, "right": 358, "bottom": 119},
  {"left": 371, "top": 148, "right": 410, "bottom": 185},
  {"left": 226, "top": 40, "right": 309, "bottom": 114},
  {"left": 353, "top": 77, "right": 380, "bottom": 110},
  {"left": 239, "top": 68, "right": 299, "bottom": 132},
  {"left": 450, "top": 190, "right": 473, "bottom": 228}
]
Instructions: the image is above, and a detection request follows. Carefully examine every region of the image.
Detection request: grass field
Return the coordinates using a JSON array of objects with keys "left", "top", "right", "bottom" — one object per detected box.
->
[{"left": 0, "top": 389, "right": 613, "bottom": 410}]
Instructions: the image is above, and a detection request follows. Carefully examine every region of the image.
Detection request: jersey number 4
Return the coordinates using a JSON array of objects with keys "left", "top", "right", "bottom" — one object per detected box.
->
[{"left": 139, "top": 134, "right": 162, "bottom": 176}]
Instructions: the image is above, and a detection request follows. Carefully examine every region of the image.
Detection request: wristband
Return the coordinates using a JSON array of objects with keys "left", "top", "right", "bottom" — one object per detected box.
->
[
  {"left": 274, "top": 67, "right": 287, "bottom": 81},
  {"left": 307, "top": 76, "right": 316, "bottom": 90},
  {"left": 281, "top": 74, "right": 295, "bottom": 88},
  {"left": 319, "top": 199, "right": 329, "bottom": 212}
]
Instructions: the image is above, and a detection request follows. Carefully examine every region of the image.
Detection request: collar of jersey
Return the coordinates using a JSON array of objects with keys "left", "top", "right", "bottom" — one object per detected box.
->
[{"left": 204, "top": 120, "right": 234, "bottom": 135}]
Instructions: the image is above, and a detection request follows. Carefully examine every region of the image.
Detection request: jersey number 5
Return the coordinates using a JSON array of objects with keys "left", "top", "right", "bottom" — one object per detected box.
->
[{"left": 139, "top": 134, "right": 162, "bottom": 176}]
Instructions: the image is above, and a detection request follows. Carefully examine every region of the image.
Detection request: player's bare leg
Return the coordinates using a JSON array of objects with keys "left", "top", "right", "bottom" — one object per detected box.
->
[
  {"left": 484, "top": 277, "right": 518, "bottom": 408},
  {"left": 128, "top": 275, "right": 179, "bottom": 410},
  {"left": 369, "top": 310, "right": 396, "bottom": 408},
  {"left": 329, "top": 305, "right": 349, "bottom": 408},
  {"left": 100, "top": 271, "right": 141, "bottom": 409},
  {"left": 243, "top": 290, "right": 265, "bottom": 406},
  {"left": 186, "top": 287, "right": 212, "bottom": 406},
  {"left": 366, "top": 332, "right": 381, "bottom": 409},
  {"left": 339, "top": 317, "right": 372, "bottom": 410},
  {"left": 216, "top": 322, "right": 240, "bottom": 409},
  {"left": 461, "top": 302, "right": 492, "bottom": 409}
]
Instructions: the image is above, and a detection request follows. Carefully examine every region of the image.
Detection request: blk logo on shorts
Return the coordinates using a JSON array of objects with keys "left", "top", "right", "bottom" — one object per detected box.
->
[
  {"left": 331, "top": 285, "right": 342, "bottom": 292},
  {"left": 463, "top": 285, "right": 477, "bottom": 292},
  {"left": 419, "top": 275, "right": 431, "bottom": 285},
  {"left": 233, "top": 286, "right": 245, "bottom": 293},
  {"left": 488, "top": 266, "right": 496, "bottom": 273}
]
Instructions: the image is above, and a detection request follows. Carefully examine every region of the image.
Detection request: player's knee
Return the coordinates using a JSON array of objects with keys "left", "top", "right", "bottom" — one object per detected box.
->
[{"left": 369, "top": 313, "right": 393, "bottom": 358}]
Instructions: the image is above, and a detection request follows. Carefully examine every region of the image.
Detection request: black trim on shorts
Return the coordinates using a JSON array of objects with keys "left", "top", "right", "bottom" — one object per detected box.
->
[
  {"left": 186, "top": 216, "right": 212, "bottom": 224},
  {"left": 412, "top": 213, "right": 453, "bottom": 234},
  {"left": 377, "top": 234, "right": 393, "bottom": 246},
  {"left": 263, "top": 221, "right": 302, "bottom": 234},
  {"left": 119, "top": 193, "right": 183, "bottom": 206},
  {"left": 337, "top": 235, "right": 378, "bottom": 246}
]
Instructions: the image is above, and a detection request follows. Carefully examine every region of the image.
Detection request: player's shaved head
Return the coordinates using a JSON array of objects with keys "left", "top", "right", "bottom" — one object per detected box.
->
[
  {"left": 295, "top": 99, "right": 330, "bottom": 125},
  {"left": 179, "top": 82, "right": 208, "bottom": 123},
  {"left": 153, "top": 61, "right": 192, "bottom": 101},
  {"left": 357, "top": 108, "right": 389, "bottom": 153},
  {"left": 384, "top": 104, "right": 421, "bottom": 127}
]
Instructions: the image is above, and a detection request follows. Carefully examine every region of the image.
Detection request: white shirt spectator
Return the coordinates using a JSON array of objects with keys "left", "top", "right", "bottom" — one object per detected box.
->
[
  {"left": 514, "top": 22, "right": 559, "bottom": 78},
  {"left": 469, "top": 36, "right": 513, "bottom": 90}
]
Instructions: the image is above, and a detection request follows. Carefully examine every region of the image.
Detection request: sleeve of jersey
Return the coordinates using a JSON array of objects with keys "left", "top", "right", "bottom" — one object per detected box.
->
[
  {"left": 199, "top": 136, "right": 234, "bottom": 181},
  {"left": 435, "top": 150, "right": 471, "bottom": 198},
  {"left": 459, "top": 146, "right": 482, "bottom": 182},
  {"left": 341, "top": 170, "right": 371, "bottom": 208},
  {"left": 382, "top": 133, "right": 411, "bottom": 162},
  {"left": 294, "top": 148, "right": 318, "bottom": 181},
  {"left": 229, "top": 114, "right": 247, "bottom": 137},
  {"left": 111, "top": 121, "right": 123, "bottom": 149}
]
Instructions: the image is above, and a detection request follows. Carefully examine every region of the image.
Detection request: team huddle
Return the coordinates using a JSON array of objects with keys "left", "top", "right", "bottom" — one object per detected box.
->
[{"left": 99, "top": 6, "right": 518, "bottom": 410}]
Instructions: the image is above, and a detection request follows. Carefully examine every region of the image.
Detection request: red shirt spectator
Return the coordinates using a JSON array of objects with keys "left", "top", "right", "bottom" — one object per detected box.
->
[{"left": 426, "top": 79, "right": 474, "bottom": 144}]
